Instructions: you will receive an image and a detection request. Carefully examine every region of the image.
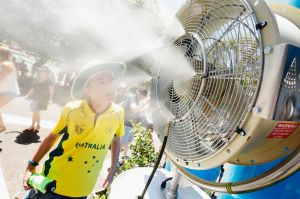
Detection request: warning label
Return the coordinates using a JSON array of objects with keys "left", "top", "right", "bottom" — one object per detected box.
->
[{"left": 267, "top": 122, "right": 299, "bottom": 138}]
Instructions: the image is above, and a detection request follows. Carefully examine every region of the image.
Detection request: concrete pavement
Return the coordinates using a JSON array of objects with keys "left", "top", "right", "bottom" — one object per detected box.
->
[
  {"left": 0, "top": 161, "right": 9, "bottom": 199},
  {"left": 0, "top": 98, "right": 61, "bottom": 198}
]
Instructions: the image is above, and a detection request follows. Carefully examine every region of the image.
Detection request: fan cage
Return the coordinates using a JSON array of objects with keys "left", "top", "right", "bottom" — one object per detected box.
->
[{"left": 153, "top": 0, "right": 264, "bottom": 164}]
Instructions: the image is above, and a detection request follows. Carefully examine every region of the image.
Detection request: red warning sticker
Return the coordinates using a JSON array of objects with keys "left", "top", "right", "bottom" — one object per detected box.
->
[{"left": 267, "top": 122, "right": 299, "bottom": 138}]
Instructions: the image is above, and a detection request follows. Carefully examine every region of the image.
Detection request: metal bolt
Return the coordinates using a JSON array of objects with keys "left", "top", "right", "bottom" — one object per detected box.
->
[
  {"left": 264, "top": 46, "right": 273, "bottom": 54},
  {"left": 261, "top": 21, "right": 267, "bottom": 27},
  {"left": 239, "top": 131, "right": 246, "bottom": 136},
  {"left": 253, "top": 106, "right": 262, "bottom": 114}
]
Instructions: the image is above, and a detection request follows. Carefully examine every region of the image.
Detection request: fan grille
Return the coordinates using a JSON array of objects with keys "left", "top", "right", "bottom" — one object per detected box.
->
[
  {"left": 153, "top": 0, "right": 263, "bottom": 163},
  {"left": 282, "top": 58, "right": 297, "bottom": 92}
]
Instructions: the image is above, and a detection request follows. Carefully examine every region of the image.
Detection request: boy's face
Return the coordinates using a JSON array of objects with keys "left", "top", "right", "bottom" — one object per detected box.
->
[{"left": 85, "top": 71, "right": 116, "bottom": 103}]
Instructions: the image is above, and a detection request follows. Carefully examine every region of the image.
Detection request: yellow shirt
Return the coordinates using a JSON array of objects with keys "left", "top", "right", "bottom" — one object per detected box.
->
[{"left": 41, "top": 100, "right": 124, "bottom": 197}]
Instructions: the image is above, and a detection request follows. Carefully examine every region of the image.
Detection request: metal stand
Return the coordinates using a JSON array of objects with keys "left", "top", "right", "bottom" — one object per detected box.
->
[{"left": 164, "top": 169, "right": 180, "bottom": 199}]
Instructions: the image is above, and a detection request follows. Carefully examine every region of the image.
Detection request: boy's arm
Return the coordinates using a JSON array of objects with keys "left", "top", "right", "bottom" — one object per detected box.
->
[
  {"left": 102, "top": 136, "right": 121, "bottom": 188},
  {"left": 23, "top": 133, "right": 60, "bottom": 190},
  {"left": 102, "top": 109, "right": 124, "bottom": 188}
]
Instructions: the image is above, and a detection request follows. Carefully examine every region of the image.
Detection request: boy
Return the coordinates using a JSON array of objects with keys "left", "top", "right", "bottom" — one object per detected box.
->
[{"left": 23, "top": 61, "right": 126, "bottom": 198}]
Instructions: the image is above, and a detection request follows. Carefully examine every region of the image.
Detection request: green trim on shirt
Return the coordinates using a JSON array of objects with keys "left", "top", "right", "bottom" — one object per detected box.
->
[{"left": 44, "top": 127, "right": 69, "bottom": 176}]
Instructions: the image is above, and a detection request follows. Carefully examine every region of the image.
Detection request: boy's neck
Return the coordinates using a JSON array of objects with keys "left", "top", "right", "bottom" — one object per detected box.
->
[{"left": 87, "top": 98, "right": 111, "bottom": 114}]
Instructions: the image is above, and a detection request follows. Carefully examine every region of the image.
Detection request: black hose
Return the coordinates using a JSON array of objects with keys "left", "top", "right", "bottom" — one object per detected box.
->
[
  {"left": 211, "top": 165, "right": 225, "bottom": 198},
  {"left": 138, "top": 134, "right": 169, "bottom": 199},
  {"left": 161, "top": 177, "right": 173, "bottom": 189}
]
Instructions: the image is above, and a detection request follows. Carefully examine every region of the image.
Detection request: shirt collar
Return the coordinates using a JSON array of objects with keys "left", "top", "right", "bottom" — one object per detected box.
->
[{"left": 82, "top": 100, "right": 113, "bottom": 116}]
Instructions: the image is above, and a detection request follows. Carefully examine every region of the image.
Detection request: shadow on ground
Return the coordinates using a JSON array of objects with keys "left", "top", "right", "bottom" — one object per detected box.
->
[{"left": 6, "top": 131, "right": 41, "bottom": 145}]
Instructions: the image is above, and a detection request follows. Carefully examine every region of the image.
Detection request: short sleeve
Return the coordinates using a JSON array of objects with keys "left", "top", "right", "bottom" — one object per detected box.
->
[
  {"left": 115, "top": 109, "right": 125, "bottom": 138},
  {"left": 51, "top": 105, "right": 71, "bottom": 135}
]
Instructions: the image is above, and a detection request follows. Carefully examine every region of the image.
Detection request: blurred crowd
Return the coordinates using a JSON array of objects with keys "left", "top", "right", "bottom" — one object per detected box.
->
[
  {"left": 14, "top": 57, "right": 76, "bottom": 105},
  {"left": 1, "top": 45, "right": 161, "bottom": 162}
]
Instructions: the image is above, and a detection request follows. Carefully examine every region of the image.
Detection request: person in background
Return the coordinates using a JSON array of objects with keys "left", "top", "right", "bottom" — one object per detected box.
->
[
  {"left": 23, "top": 61, "right": 126, "bottom": 199},
  {"left": 119, "top": 86, "right": 136, "bottom": 160},
  {"left": 0, "top": 47, "right": 20, "bottom": 132},
  {"left": 18, "top": 60, "right": 28, "bottom": 77},
  {"left": 131, "top": 89, "right": 152, "bottom": 128},
  {"left": 23, "top": 66, "right": 54, "bottom": 133},
  {"left": 31, "top": 58, "right": 46, "bottom": 78},
  {"left": 12, "top": 57, "right": 18, "bottom": 73}
]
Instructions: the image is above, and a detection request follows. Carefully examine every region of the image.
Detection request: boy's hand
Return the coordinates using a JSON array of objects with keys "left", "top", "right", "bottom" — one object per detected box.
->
[
  {"left": 23, "top": 166, "right": 36, "bottom": 190},
  {"left": 102, "top": 171, "right": 114, "bottom": 188}
]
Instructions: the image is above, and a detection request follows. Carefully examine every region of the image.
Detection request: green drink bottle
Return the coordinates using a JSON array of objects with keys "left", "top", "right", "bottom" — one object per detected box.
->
[{"left": 28, "top": 173, "right": 56, "bottom": 193}]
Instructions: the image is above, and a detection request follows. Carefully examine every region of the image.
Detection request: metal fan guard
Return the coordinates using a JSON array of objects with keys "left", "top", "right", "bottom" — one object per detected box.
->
[{"left": 152, "top": 0, "right": 263, "bottom": 167}]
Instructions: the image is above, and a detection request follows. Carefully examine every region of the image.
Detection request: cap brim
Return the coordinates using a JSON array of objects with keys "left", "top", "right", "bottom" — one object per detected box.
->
[{"left": 71, "top": 61, "right": 126, "bottom": 100}]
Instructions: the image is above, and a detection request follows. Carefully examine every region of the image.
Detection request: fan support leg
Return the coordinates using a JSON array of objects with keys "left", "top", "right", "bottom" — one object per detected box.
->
[{"left": 164, "top": 169, "right": 181, "bottom": 199}]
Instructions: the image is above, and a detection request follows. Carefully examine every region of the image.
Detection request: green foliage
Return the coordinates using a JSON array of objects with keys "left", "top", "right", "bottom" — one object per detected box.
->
[
  {"left": 95, "top": 122, "right": 158, "bottom": 198},
  {"left": 93, "top": 194, "right": 107, "bottom": 199},
  {"left": 119, "top": 121, "right": 159, "bottom": 173}
]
